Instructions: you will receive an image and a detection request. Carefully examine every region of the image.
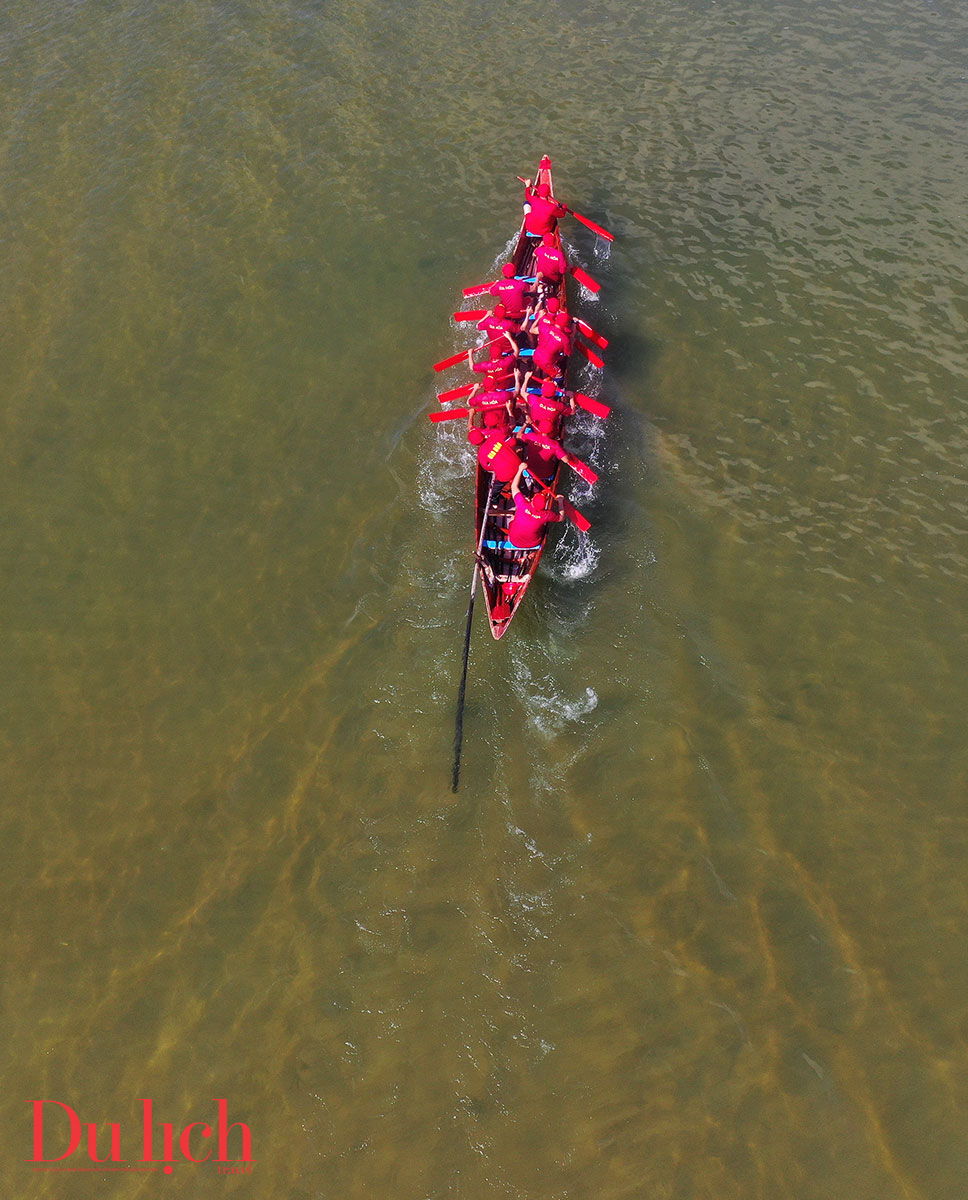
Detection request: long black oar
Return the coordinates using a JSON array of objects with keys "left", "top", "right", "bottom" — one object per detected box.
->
[{"left": 452, "top": 476, "right": 497, "bottom": 792}]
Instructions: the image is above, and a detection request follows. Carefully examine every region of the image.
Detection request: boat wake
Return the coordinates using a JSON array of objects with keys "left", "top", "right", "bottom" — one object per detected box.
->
[
  {"left": 551, "top": 527, "right": 599, "bottom": 582},
  {"left": 509, "top": 655, "right": 599, "bottom": 740},
  {"left": 417, "top": 410, "right": 473, "bottom": 518},
  {"left": 421, "top": 157, "right": 616, "bottom": 645}
]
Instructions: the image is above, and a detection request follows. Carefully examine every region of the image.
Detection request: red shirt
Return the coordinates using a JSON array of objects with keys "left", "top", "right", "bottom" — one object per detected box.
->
[
  {"left": 507, "top": 491, "right": 563, "bottom": 548},
  {"left": 534, "top": 345, "right": 563, "bottom": 376},
  {"left": 472, "top": 388, "right": 512, "bottom": 432},
  {"left": 535, "top": 322, "right": 573, "bottom": 360},
  {"left": 520, "top": 428, "right": 566, "bottom": 478},
  {"left": 527, "top": 389, "right": 567, "bottom": 424},
  {"left": 534, "top": 243, "right": 566, "bottom": 280},
  {"left": 473, "top": 430, "right": 522, "bottom": 483},
  {"left": 524, "top": 191, "right": 567, "bottom": 236},
  {"left": 473, "top": 354, "right": 515, "bottom": 387},
  {"left": 482, "top": 408, "right": 511, "bottom": 430},
  {"left": 483, "top": 370, "right": 516, "bottom": 392},
  {"left": 471, "top": 388, "right": 512, "bottom": 411},
  {"left": 477, "top": 313, "right": 517, "bottom": 344},
  {"left": 530, "top": 313, "right": 557, "bottom": 343},
  {"left": 489, "top": 277, "right": 531, "bottom": 317}
]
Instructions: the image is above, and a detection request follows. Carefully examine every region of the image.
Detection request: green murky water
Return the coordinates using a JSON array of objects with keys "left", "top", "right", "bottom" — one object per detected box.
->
[{"left": 2, "top": 1, "right": 966, "bottom": 1196}]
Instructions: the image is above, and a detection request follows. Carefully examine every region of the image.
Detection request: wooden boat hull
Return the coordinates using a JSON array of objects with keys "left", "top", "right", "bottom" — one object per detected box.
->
[{"left": 474, "top": 160, "right": 572, "bottom": 639}]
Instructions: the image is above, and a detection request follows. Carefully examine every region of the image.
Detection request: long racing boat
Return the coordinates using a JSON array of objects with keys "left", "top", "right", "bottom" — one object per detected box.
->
[
  {"left": 431, "top": 156, "right": 611, "bottom": 640},
  {"left": 475, "top": 157, "right": 569, "bottom": 639}
]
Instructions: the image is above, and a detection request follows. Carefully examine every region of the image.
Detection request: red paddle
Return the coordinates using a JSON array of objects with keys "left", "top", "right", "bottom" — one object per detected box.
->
[
  {"left": 453, "top": 309, "right": 487, "bottom": 323},
  {"left": 573, "top": 392, "right": 610, "bottom": 418},
  {"left": 463, "top": 282, "right": 494, "bottom": 298},
  {"left": 562, "top": 499, "right": 592, "bottom": 531},
  {"left": 563, "top": 454, "right": 599, "bottom": 486},
  {"left": 570, "top": 265, "right": 600, "bottom": 293},
  {"left": 565, "top": 207, "right": 614, "bottom": 242},
  {"left": 438, "top": 383, "right": 475, "bottom": 402},
  {"left": 575, "top": 318, "right": 608, "bottom": 349},
  {"left": 429, "top": 407, "right": 470, "bottom": 422},
  {"left": 433, "top": 336, "right": 505, "bottom": 372},
  {"left": 577, "top": 341, "right": 605, "bottom": 369}
]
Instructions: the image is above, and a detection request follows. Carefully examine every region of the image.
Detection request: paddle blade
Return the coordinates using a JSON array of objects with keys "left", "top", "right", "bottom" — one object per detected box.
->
[
  {"left": 565, "top": 455, "right": 599, "bottom": 485},
  {"left": 575, "top": 318, "right": 608, "bottom": 349},
  {"left": 574, "top": 392, "right": 610, "bottom": 418},
  {"left": 463, "top": 282, "right": 494, "bottom": 298},
  {"left": 454, "top": 309, "right": 487, "bottom": 322},
  {"left": 562, "top": 499, "right": 591, "bottom": 532},
  {"left": 438, "top": 383, "right": 475, "bottom": 402},
  {"left": 434, "top": 348, "right": 470, "bottom": 372},
  {"left": 429, "top": 407, "right": 469, "bottom": 422},
  {"left": 570, "top": 264, "right": 601, "bottom": 294},
  {"left": 578, "top": 341, "right": 605, "bottom": 369},
  {"left": 569, "top": 208, "right": 615, "bottom": 242}
]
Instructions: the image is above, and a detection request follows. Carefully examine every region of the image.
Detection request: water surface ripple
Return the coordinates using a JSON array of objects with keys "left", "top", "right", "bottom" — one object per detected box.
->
[{"left": 1, "top": 0, "right": 966, "bottom": 1197}]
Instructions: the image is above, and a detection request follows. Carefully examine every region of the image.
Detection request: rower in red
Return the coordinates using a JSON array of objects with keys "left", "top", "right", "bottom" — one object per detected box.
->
[
  {"left": 532, "top": 310, "right": 574, "bottom": 381},
  {"left": 470, "top": 348, "right": 518, "bottom": 392},
  {"left": 527, "top": 379, "right": 572, "bottom": 429},
  {"left": 489, "top": 263, "right": 532, "bottom": 320},
  {"left": 506, "top": 463, "right": 565, "bottom": 549},
  {"left": 476, "top": 302, "right": 520, "bottom": 355},
  {"left": 527, "top": 294, "right": 560, "bottom": 339},
  {"left": 533, "top": 233, "right": 567, "bottom": 293},
  {"left": 467, "top": 384, "right": 514, "bottom": 432},
  {"left": 467, "top": 426, "right": 523, "bottom": 485},
  {"left": 523, "top": 180, "right": 567, "bottom": 239}
]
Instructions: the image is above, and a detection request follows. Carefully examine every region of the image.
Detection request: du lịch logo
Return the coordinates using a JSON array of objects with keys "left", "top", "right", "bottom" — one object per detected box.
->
[{"left": 26, "top": 1098, "right": 254, "bottom": 1176}]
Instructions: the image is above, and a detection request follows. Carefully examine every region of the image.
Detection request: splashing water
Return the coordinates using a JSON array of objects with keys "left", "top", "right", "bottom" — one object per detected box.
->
[
  {"left": 509, "top": 654, "right": 600, "bottom": 739},
  {"left": 551, "top": 527, "right": 600, "bottom": 583}
]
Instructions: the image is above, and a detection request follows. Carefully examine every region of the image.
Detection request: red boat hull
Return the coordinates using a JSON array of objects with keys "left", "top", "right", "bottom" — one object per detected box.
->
[{"left": 474, "top": 159, "right": 572, "bottom": 639}]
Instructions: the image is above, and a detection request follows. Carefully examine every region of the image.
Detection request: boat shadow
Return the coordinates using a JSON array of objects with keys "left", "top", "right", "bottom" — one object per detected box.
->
[{"left": 537, "top": 290, "right": 663, "bottom": 633}]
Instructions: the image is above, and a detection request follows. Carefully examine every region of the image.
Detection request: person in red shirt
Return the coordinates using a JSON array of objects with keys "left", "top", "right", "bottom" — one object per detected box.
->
[
  {"left": 468, "top": 385, "right": 515, "bottom": 432},
  {"left": 519, "top": 425, "right": 562, "bottom": 480},
  {"left": 527, "top": 379, "right": 572, "bottom": 428},
  {"left": 468, "top": 426, "right": 523, "bottom": 485},
  {"left": 506, "top": 463, "right": 565, "bottom": 548},
  {"left": 480, "top": 406, "right": 512, "bottom": 432},
  {"left": 532, "top": 310, "right": 574, "bottom": 380},
  {"left": 476, "top": 302, "right": 520, "bottom": 355},
  {"left": 523, "top": 181, "right": 567, "bottom": 238},
  {"left": 470, "top": 348, "right": 518, "bottom": 392},
  {"left": 526, "top": 294, "right": 560, "bottom": 340},
  {"left": 534, "top": 233, "right": 566, "bottom": 293},
  {"left": 489, "top": 263, "right": 532, "bottom": 320},
  {"left": 519, "top": 422, "right": 598, "bottom": 485}
]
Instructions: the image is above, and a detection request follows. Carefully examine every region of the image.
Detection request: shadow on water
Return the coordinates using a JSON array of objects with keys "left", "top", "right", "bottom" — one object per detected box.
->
[{"left": 541, "top": 220, "right": 663, "bottom": 628}]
